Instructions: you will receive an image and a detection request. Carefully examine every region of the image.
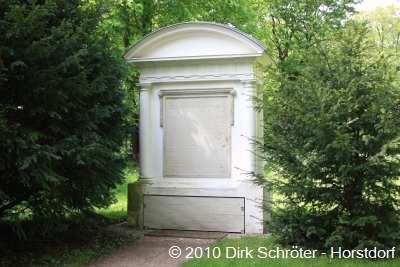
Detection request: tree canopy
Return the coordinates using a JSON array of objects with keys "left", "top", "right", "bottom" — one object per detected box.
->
[
  {"left": 0, "top": 0, "right": 128, "bottom": 237},
  {"left": 262, "top": 0, "right": 360, "bottom": 62},
  {"left": 355, "top": 4, "right": 400, "bottom": 53}
]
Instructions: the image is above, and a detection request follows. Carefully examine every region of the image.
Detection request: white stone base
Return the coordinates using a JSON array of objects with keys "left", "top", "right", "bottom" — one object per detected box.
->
[{"left": 142, "top": 182, "right": 265, "bottom": 234}]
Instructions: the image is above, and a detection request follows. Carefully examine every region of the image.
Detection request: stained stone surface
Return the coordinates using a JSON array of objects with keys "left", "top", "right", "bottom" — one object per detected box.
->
[{"left": 163, "top": 95, "right": 231, "bottom": 178}]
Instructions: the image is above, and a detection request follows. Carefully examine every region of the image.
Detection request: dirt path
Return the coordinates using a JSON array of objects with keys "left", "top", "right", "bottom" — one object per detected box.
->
[
  {"left": 86, "top": 235, "right": 215, "bottom": 267},
  {"left": 85, "top": 223, "right": 217, "bottom": 267}
]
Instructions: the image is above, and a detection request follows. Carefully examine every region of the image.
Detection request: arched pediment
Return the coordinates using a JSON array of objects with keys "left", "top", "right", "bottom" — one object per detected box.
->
[{"left": 123, "top": 22, "right": 273, "bottom": 63}]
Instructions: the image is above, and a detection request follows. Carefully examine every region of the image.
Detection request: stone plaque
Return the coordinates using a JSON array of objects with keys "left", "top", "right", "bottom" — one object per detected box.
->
[{"left": 159, "top": 89, "right": 235, "bottom": 178}]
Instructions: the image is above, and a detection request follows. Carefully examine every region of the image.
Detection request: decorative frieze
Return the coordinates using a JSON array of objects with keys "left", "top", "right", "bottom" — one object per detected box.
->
[{"left": 139, "top": 61, "right": 257, "bottom": 82}]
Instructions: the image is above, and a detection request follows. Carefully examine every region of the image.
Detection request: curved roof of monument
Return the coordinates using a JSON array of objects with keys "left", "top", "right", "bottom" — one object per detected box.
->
[
  {"left": 123, "top": 21, "right": 274, "bottom": 64},
  {"left": 123, "top": 21, "right": 268, "bottom": 55}
]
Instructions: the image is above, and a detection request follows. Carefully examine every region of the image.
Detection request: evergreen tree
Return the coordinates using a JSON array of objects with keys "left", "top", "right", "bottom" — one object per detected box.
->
[
  {"left": 0, "top": 0, "right": 128, "bottom": 237},
  {"left": 257, "top": 20, "right": 400, "bottom": 249}
]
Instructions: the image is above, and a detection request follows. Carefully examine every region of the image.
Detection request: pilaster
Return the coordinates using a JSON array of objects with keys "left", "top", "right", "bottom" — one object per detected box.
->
[
  {"left": 240, "top": 79, "right": 257, "bottom": 178},
  {"left": 137, "top": 82, "right": 154, "bottom": 184}
]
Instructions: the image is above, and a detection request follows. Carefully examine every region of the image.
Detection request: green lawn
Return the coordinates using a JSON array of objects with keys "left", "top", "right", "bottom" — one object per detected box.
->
[
  {"left": 180, "top": 236, "right": 400, "bottom": 267},
  {"left": 96, "top": 161, "right": 139, "bottom": 223}
]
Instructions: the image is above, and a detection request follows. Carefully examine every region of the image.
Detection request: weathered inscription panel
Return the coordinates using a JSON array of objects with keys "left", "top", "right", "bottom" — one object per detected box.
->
[{"left": 160, "top": 89, "right": 234, "bottom": 178}]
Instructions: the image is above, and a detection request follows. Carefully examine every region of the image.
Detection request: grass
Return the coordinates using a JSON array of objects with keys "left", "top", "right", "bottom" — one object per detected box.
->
[
  {"left": 95, "top": 161, "right": 139, "bottom": 223},
  {"left": 180, "top": 236, "right": 400, "bottom": 267}
]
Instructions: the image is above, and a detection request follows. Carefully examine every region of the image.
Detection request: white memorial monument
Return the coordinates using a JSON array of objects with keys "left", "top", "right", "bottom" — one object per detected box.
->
[{"left": 123, "top": 22, "right": 274, "bottom": 234}]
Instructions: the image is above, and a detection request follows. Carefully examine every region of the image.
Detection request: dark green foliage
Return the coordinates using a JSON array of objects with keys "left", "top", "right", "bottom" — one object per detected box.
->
[
  {"left": 0, "top": 220, "right": 136, "bottom": 267},
  {"left": 0, "top": 0, "right": 128, "bottom": 237},
  {"left": 257, "top": 21, "right": 400, "bottom": 250}
]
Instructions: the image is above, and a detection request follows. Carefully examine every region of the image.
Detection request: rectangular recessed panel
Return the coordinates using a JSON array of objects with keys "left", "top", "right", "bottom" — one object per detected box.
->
[
  {"left": 162, "top": 90, "right": 233, "bottom": 178},
  {"left": 143, "top": 195, "right": 244, "bottom": 233}
]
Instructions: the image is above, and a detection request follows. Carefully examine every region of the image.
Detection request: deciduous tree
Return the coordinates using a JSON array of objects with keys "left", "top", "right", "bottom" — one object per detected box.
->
[
  {"left": 262, "top": 0, "right": 360, "bottom": 62},
  {"left": 355, "top": 4, "right": 400, "bottom": 53}
]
